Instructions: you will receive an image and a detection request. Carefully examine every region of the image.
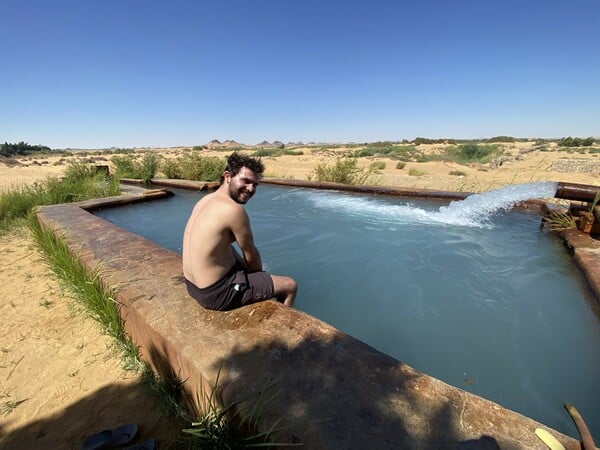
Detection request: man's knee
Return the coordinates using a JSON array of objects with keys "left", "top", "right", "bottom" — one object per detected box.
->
[
  {"left": 284, "top": 275, "right": 297, "bottom": 291},
  {"left": 273, "top": 275, "right": 295, "bottom": 292}
]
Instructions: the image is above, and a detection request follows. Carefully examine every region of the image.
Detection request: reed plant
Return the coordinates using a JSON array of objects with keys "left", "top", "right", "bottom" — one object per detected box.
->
[
  {"left": 160, "top": 153, "right": 225, "bottom": 182},
  {"left": 111, "top": 153, "right": 161, "bottom": 183}
]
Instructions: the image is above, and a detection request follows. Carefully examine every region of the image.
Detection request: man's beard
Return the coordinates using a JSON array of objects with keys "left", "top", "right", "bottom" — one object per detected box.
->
[{"left": 229, "top": 185, "right": 252, "bottom": 204}]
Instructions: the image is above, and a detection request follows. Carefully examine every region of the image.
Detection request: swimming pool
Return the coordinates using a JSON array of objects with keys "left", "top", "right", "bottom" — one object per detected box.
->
[{"left": 95, "top": 184, "right": 600, "bottom": 441}]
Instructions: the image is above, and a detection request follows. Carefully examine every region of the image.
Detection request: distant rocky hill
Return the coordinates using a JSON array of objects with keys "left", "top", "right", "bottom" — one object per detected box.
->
[{"left": 206, "top": 139, "right": 243, "bottom": 148}]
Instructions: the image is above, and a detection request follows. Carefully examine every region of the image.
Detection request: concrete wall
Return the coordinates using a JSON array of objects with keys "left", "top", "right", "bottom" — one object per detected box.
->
[{"left": 35, "top": 188, "right": 585, "bottom": 449}]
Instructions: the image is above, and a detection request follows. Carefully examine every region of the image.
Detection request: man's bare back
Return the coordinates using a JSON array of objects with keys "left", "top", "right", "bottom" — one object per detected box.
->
[
  {"left": 182, "top": 188, "right": 253, "bottom": 288},
  {"left": 182, "top": 153, "right": 297, "bottom": 309}
]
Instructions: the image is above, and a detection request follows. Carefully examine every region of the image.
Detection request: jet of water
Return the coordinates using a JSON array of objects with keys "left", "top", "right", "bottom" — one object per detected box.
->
[
  {"left": 307, "top": 181, "right": 559, "bottom": 229},
  {"left": 438, "top": 181, "right": 558, "bottom": 227}
]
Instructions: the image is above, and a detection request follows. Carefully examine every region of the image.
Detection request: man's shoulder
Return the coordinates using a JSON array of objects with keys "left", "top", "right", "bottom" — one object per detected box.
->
[{"left": 206, "top": 192, "right": 246, "bottom": 216}]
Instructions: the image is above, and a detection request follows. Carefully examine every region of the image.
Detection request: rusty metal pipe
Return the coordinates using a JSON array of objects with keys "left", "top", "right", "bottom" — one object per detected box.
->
[{"left": 555, "top": 182, "right": 600, "bottom": 202}]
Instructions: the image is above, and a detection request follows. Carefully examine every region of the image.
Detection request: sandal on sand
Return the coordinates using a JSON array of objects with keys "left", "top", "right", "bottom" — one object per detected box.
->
[
  {"left": 81, "top": 423, "right": 138, "bottom": 450},
  {"left": 126, "top": 437, "right": 156, "bottom": 450}
]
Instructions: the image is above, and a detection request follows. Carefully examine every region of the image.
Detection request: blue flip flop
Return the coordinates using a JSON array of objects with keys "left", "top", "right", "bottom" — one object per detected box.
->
[{"left": 81, "top": 423, "right": 138, "bottom": 450}]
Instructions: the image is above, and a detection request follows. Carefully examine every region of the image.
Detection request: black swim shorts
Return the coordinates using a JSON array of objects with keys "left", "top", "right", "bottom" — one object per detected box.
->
[{"left": 184, "top": 262, "right": 275, "bottom": 311}]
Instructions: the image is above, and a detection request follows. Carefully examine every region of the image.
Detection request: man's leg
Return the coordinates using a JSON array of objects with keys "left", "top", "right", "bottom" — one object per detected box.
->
[{"left": 271, "top": 275, "right": 297, "bottom": 307}]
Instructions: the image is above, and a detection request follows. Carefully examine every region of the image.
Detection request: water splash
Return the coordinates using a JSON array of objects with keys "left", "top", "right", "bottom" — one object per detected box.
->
[
  {"left": 438, "top": 181, "right": 558, "bottom": 227},
  {"left": 306, "top": 181, "right": 558, "bottom": 228}
]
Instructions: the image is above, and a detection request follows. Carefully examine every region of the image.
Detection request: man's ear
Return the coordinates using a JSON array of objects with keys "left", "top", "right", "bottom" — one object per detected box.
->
[{"left": 223, "top": 171, "right": 231, "bottom": 183}]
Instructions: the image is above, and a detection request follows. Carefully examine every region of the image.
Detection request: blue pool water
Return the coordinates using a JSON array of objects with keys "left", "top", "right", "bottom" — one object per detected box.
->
[{"left": 95, "top": 184, "right": 600, "bottom": 441}]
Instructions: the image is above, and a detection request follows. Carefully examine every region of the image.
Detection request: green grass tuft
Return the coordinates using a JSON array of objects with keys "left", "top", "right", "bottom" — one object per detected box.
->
[
  {"left": 28, "top": 215, "right": 141, "bottom": 369},
  {"left": 178, "top": 370, "right": 300, "bottom": 449},
  {"left": 0, "top": 163, "right": 120, "bottom": 233}
]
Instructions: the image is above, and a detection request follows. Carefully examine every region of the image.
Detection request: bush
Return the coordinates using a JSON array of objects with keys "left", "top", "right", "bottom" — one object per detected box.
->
[
  {"left": 161, "top": 158, "right": 182, "bottom": 179},
  {"left": 111, "top": 155, "right": 138, "bottom": 178},
  {"left": 408, "top": 168, "right": 426, "bottom": 176},
  {"left": 369, "top": 161, "right": 386, "bottom": 172},
  {"left": 449, "top": 170, "right": 467, "bottom": 176},
  {"left": 0, "top": 163, "right": 119, "bottom": 232},
  {"left": 111, "top": 153, "right": 161, "bottom": 183},
  {"left": 160, "top": 153, "right": 225, "bottom": 182},
  {"left": 445, "top": 143, "right": 502, "bottom": 164},
  {"left": 396, "top": 162, "right": 406, "bottom": 169},
  {"left": 353, "top": 143, "right": 417, "bottom": 159},
  {"left": 0, "top": 141, "right": 52, "bottom": 157},
  {"left": 310, "top": 158, "right": 376, "bottom": 185},
  {"left": 560, "top": 136, "right": 595, "bottom": 147},
  {"left": 138, "top": 153, "right": 161, "bottom": 183},
  {"left": 484, "top": 136, "right": 517, "bottom": 143},
  {"left": 253, "top": 148, "right": 303, "bottom": 157}
]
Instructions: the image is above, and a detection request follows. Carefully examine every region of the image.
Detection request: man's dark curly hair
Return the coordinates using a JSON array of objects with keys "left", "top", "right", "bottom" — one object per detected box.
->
[{"left": 221, "top": 152, "right": 265, "bottom": 183}]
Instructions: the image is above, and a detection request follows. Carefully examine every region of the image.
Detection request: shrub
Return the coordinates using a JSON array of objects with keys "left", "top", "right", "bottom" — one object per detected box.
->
[
  {"left": 161, "top": 153, "right": 226, "bottom": 182},
  {"left": 484, "top": 136, "right": 516, "bottom": 143},
  {"left": 353, "top": 142, "right": 396, "bottom": 157},
  {"left": 369, "top": 161, "right": 386, "bottom": 172},
  {"left": 0, "top": 141, "right": 52, "bottom": 157},
  {"left": 161, "top": 158, "right": 183, "bottom": 179},
  {"left": 197, "top": 156, "right": 226, "bottom": 182},
  {"left": 253, "top": 148, "right": 303, "bottom": 157},
  {"left": 111, "top": 153, "right": 161, "bottom": 183},
  {"left": 138, "top": 153, "right": 161, "bottom": 184},
  {"left": 560, "top": 137, "right": 595, "bottom": 147},
  {"left": 0, "top": 163, "right": 119, "bottom": 232},
  {"left": 310, "top": 158, "right": 376, "bottom": 185},
  {"left": 445, "top": 143, "right": 502, "bottom": 164},
  {"left": 111, "top": 155, "right": 138, "bottom": 178},
  {"left": 396, "top": 162, "right": 406, "bottom": 169},
  {"left": 449, "top": 170, "right": 467, "bottom": 176},
  {"left": 408, "top": 168, "right": 426, "bottom": 176},
  {"left": 353, "top": 143, "right": 417, "bottom": 159}
]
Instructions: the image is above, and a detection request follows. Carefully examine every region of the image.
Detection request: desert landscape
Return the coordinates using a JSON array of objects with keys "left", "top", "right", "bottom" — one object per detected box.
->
[{"left": 1, "top": 141, "right": 599, "bottom": 449}]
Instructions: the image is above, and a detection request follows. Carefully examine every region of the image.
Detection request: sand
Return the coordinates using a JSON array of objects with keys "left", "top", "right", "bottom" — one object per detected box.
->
[{"left": 1, "top": 143, "right": 599, "bottom": 449}]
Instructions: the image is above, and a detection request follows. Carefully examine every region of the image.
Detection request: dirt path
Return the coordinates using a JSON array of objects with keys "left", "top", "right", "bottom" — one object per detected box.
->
[{"left": 0, "top": 227, "right": 183, "bottom": 449}]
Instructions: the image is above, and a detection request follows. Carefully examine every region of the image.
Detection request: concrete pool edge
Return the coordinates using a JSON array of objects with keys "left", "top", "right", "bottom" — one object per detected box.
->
[{"left": 35, "top": 187, "right": 592, "bottom": 449}]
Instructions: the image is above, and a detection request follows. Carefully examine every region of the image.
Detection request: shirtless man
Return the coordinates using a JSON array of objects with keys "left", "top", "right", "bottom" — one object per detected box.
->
[{"left": 182, "top": 152, "right": 297, "bottom": 311}]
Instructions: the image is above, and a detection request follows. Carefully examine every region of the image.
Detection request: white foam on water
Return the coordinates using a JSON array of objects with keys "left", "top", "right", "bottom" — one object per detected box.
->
[{"left": 305, "top": 182, "right": 558, "bottom": 228}]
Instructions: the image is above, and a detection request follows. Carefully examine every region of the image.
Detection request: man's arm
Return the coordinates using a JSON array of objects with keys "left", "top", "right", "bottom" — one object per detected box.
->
[{"left": 229, "top": 205, "right": 263, "bottom": 272}]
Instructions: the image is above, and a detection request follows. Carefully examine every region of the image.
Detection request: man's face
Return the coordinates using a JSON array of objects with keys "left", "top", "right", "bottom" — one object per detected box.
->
[{"left": 226, "top": 167, "right": 260, "bottom": 204}]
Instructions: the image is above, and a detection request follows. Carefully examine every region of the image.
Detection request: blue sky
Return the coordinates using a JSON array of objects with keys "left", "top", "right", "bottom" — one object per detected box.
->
[{"left": 1, "top": 1, "right": 599, "bottom": 149}]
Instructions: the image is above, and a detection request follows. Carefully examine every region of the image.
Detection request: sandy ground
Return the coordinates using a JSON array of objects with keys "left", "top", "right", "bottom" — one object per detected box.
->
[{"left": 1, "top": 143, "right": 599, "bottom": 449}]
